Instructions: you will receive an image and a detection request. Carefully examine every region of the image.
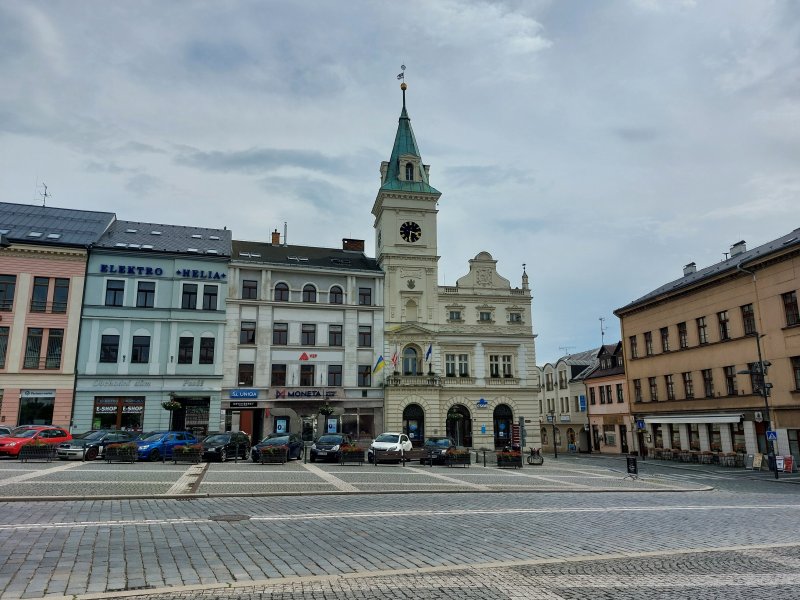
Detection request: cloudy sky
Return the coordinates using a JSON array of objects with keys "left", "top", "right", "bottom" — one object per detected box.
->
[{"left": 1, "top": 1, "right": 799, "bottom": 364}]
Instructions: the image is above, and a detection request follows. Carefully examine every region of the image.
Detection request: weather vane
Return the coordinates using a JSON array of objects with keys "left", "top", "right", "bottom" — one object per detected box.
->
[
  {"left": 396, "top": 64, "right": 406, "bottom": 81},
  {"left": 397, "top": 64, "right": 407, "bottom": 107}
]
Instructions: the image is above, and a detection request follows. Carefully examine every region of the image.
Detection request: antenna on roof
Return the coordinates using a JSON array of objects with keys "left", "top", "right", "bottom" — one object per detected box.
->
[
  {"left": 599, "top": 317, "right": 606, "bottom": 346},
  {"left": 39, "top": 183, "right": 51, "bottom": 207},
  {"left": 559, "top": 345, "right": 574, "bottom": 357},
  {"left": 397, "top": 64, "right": 407, "bottom": 108}
]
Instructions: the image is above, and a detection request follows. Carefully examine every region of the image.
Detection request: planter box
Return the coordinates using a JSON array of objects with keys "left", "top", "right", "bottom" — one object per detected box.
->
[
  {"left": 260, "top": 452, "right": 288, "bottom": 465},
  {"left": 339, "top": 450, "right": 364, "bottom": 465},
  {"left": 445, "top": 453, "right": 471, "bottom": 468},
  {"left": 19, "top": 445, "right": 56, "bottom": 462},
  {"left": 105, "top": 446, "right": 137, "bottom": 463},
  {"left": 496, "top": 454, "right": 522, "bottom": 469},
  {"left": 173, "top": 449, "right": 203, "bottom": 464}
]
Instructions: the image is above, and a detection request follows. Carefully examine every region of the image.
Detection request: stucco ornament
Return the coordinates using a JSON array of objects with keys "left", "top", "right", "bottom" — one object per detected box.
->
[{"left": 476, "top": 268, "right": 492, "bottom": 287}]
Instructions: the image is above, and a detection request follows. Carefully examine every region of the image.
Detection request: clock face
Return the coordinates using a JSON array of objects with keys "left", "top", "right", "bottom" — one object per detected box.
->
[{"left": 400, "top": 221, "right": 422, "bottom": 243}]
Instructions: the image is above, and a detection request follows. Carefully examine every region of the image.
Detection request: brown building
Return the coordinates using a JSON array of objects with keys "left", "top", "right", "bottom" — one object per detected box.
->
[
  {"left": 583, "top": 343, "right": 635, "bottom": 455},
  {"left": 615, "top": 232, "right": 800, "bottom": 464}
]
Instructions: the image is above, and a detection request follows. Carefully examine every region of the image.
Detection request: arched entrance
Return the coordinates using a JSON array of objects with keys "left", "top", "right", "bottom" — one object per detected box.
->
[
  {"left": 566, "top": 427, "right": 576, "bottom": 452},
  {"left": 493, "top": 403, "right": 513, "bottom": 449},
  {"left": 446, "top": 404, "right": 472, "bottom": 447},
  {"left": 402, "top": 403, "right": 425, "bottom": 447}
]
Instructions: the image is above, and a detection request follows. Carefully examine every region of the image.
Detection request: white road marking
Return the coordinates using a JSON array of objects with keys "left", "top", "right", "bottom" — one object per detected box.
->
[
  {"left": 404, "top": 466, "right": 490, "bottom": 490},
  {"left": 301, "top": 463, "right": 359, "bottom": 492},
  {"left": 0, "top": 461, "right": 83, "bottom": 486},
  {"left": 165, "top": 463, "right": 205, "bottom": 495}
]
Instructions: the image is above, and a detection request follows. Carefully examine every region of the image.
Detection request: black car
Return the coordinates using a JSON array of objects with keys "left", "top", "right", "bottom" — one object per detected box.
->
[
  {"left": 421, "top": 436, "right": 458, "bottom": 464},
  {"left": 201, "top": 431, "right": 251, "bottom": 462},
  {"left": 250, "top": 433, "right": 304, "bottom": 462},
  {"left": 309, "top": 433, "right": 354, "bottom": 463},
  {"left": 56, "top": 430, "right": 136, "bottom": 461}
]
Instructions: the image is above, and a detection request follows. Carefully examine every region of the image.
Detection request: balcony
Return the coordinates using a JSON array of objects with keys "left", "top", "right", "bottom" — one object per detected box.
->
[
  {"left": 442, "top": 376, "right": 476, "bottom": 386},
  {"left": 29, "top": 300, "right": 67, "bottom": 314},
  {"left": 487, "top": 377, "right": 520, "bottom": 385},
  {"left": 385, "top": 374, "right": 442, "bottom": 388},
  {"left": 22, "top": 355, "right": 62, "bottom": 370}
]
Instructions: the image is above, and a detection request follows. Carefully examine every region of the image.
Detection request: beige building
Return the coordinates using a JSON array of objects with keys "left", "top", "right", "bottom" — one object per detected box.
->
[
  {"left": 615, "top": 233, "right": 800, "bottom": 463},
  {"left": 583, "top": 343, "right": 635, "bottom": 455}
]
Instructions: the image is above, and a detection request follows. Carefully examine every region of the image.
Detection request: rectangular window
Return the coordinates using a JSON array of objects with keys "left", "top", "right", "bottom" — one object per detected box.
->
[
  {"left": 503, "top": 356, "right": 514, "bottom": 378},
  {"left": 45, "top": 329, "right": 63, "bottom": 369},
  {"left": 240, "top": 321, "right": 256, "bottom": 345},
  {"left": 105, "top": 279, "right": 125, "bottom": 307},
  {"left": 358, "top": 287, "right": 372, "bottom": 306},
  {"left": 696, "top": 317, "right": 708, "bottom": 344},
  {"left": 792, "top": 357, "right": 800, "bottom": 391},
  {"left": 178, "top": 337, "right": 194, "bottom": 364},
  {"left": 357, "top": 365, "right": 371, "bottom": 387},
  {"left": 599, "top": 386, "right": 606, "bottom": 404},
  {"left": 489, "top": 355, "right": 500, "bottom": 378},
  {"left": 328, "top": 325, "right": 343, "bottom": 346},
  {"left": 648, "top": 377, "right": 658, "bottom": 402},
  {"left": 459, "top": 354, "right": 470, "bottom": 377},
  {"left": 23, "top": 327, "right": 43, "bottom": 368},
  {"left": 52, "top": 278, "right": 69, "bottom": 313},
  {"left": 30, "top": 277, "right": 49, "bottom": 312},
  {"left": 629, "top": 335, "right": 638, "bottom": 358},
  {"left": 358, "top": 326, "right": 372, "bottom": 347},
  {"left": 479, "top": 311, "right": 492, "bottom": 322},
  {"left": 300, "top": 364, "right": 315, "bottom": 386},
  {"left": 717, "top": 310, "right": 730, "bottom": 340},
  {"left": 0, "top": 326, "right": 8, "bottom": 368},
  {"left": 616, "top": 383, "right": 624, "bottom": 403},
  {"left": 741, "top": 304, "right": 756, "bottom": 335},
  {"left": 99, "top": 334, "right": 119, "bottom": 363},
  {"left": 238, "top": 363, "right": 254, "bottom": 386},
  {"left": 702, "top": 368, "right": 714, "bottom": 398},
  {"left": 509, "top": 312, "right": 522, "bottom": 323},
  {"left": 558, "top": 370, "right": 567, "bottom": 388},
  {"left": 633, "top": 379, "right": 642, "bottom": 403},
  {"left": 678, "top": 322, "right": 688, "bottom": 349},
  {"left": 660, "top": 327, "right": 670, "bottom": 352},
  {"left": 449, "top": 310, "right": 462, "bottom": 321},
  {"left": 0, "top": 274, "right": 16, "bottom": 311},
  {"left": 328, "top": 365, "right": 342, "bottom": 387},
  {"left": 131, "top": 336, "right": 150, "bottom": 363},
  {"left": 199, "top": 338, "right": 215, "bottom": 364},
  {"left": 545, "top": 372, "right": 554, "bottom": 391},
  {"left": 748, "top": 362, "right": 764, "bottom": 395},
  {"left": 202, "top": 285, "right": 218, "bottom": 310},
  {"left": 273, "top": 323, "right": 288, "bottom": 345},
  {"left": 724, "top": 365, "right": 737, "bottom": 395},
  {"left": 136, "top": 281, "right": 155, "bottom": 308},
  {"left": 445, "top": 354, "right": 456, "bottom": 377},
  {"left": 606, "top": 385, "right": 613, "bottom": 404},
  {"left": 242, "top": 280, "right": 258, "bottom": 300},
  {"left": 665, "top": 374, "right": 675, "bottom": 401},
  {"left": 301, "top": 324, "right": 316, "bottom": 346},
  {"left": 589, "top": 387, "right": 596, "bottom": 405},
  {"left": 271, "top": 364, "right": 286, "bottom": 386},
  {"left": 644, "top": 331, "right": 653, "bottom": 355},
  {"left": 181, "top": 283, "right": 198, "bottom": 309},
  {"left": 682, "top": 372, "right": 694, "bottom": 399},
  {"left": 782, "top": 291, "right": 800, "bottom": 326}
]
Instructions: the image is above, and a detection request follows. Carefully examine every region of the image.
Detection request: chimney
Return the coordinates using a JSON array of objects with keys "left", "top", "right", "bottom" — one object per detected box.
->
[
  {"left": 342, "top": 238, "right": 365, "bottom": 252},
  {"left": 730, "top": 240, "right": 746, "bottom": 257},
  {"left": 271, "top": 229, "right": 280, "bottom": 245},
  {"left": 683, "top": 262, "right": 696, "bottom": 276}
]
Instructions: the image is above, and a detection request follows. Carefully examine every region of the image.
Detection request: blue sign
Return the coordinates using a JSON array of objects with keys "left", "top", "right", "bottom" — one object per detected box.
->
[
  {"left": 636, "top": 420, "right": 646, "bottom": 430},
  {"left": 766, "top": 430, "right": 778, "bottom": 441},
  {"left": 476, "top": 398, "right": 489, "bottom": 408},
  {"left": 230, "top": 389, "right": 258, "bottom": 399},
  {"left": 481, "top": 424, "right": 486, "bottom": 434},
  {"left": 579, "top": 395, "right": 586, "bottom": 412}
]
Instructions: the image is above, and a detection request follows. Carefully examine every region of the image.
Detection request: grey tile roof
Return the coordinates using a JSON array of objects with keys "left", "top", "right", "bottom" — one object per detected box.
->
[
  {"left": 94, "top": 220, "right": 232, "bottom": 257},
  {"left": 0, "top": 202, "right": 115, "bottom": 247},
  {"left": 615, "top": 227, "right": 800, "bottom": 314},
  {"left": 232, "top": 240, "right": 382, "bottom": 273}
]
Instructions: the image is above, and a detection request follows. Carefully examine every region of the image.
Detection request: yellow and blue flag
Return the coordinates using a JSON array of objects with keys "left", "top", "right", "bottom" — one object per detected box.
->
[{"left": 372, "top": 355, "right": 386, "bottom": 374}]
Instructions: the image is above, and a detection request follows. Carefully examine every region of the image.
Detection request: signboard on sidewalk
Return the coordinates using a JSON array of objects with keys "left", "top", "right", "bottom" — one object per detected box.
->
[
  {"left": 783, "top": 455, "right": 794, "bottom": 473},
  {"left": 626, "top": 456, "right": 638, "bottom": 475},
  {"left": 752, "top": 453, "right": 763, "bottom": 470}
]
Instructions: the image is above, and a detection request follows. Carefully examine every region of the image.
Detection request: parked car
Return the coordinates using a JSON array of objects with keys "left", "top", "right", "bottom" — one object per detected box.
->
[
  {"left": 135, "top": 431, "right": 197, "bottom": 461},
  {"left": 0, "top": 426, "right": 72, "bottom": 458},
  {"left": 421, "top": 436, "right": 458, "bottom": 464},
  {"left": 56, "top": 430, "right": 136, "bottom": 461},
  {"left": 309, "top": 433, "right": 354, "bottom": 463},
  {"left": 201, "top": 431, "right": 251, "bottom": 462},
  {"left": 250, "top": 433, "right": 304, "bottom": 462},
  {"left": 0, "top": 427, "right": 10, "bottom": 437},
  {"left": 367, "top": 432, "right": 413, "bottom": 463}
]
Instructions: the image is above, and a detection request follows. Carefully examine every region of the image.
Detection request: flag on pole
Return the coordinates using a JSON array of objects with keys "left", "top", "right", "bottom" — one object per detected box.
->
[
  {"left": 425, "top": 344, "right": 432, "bottom": 362},
  {"left": 391, "top": 349, "right": 398, "bottom": 369},
  {"left": 372, "top": 355, "right": 386, "bottom": 374}
]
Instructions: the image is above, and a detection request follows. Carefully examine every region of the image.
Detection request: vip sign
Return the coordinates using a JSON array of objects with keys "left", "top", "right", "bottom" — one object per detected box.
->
[{"left": 299, "top": 352, "right": 318, "bottom": 360}]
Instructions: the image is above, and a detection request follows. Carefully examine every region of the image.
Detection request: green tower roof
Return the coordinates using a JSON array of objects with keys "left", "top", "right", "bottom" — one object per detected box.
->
[{"left": 380, "top": 104, "right": 441, "bottom": 195}]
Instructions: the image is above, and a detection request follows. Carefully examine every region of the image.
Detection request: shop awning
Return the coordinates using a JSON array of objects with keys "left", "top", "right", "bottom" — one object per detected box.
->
[{"left": 643, "top": 414, "right": 743, "bottom": 425}]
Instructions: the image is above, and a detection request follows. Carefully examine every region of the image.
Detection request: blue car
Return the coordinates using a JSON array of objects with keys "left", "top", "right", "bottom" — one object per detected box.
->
[{"left": 135, "top": 431, "right": 197, "bottom": 461}]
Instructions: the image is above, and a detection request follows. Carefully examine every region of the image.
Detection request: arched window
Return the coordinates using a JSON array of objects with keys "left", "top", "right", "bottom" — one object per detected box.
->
[
  {"left": 302, "top": 284, "right": 316, "bottom": 303},
  {"left": 446, "top": 404, "right": 473, "bottom": 447},
  {"left": 274, "top": 283, "right": 289, "bottom": 302},
  {"left": 493, "top": 404, "right": 513, "bottom": 449},
  {"left": 329, "top": 286, "right": 343, "bottom": 304},
  {"left": 402, "top": 404, "right": 425, "bottom": 446},
  {"left": 405, "top": 162, "right": 414, "bottom": 181},
  {"left": 405, "top": 299, "right": 418, "bottom": 322},
  {"left": 403, "top": 347, "right": 420, "bottom": 376}
]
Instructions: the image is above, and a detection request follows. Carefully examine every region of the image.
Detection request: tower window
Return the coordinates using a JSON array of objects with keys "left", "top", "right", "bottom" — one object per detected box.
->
[{"left": 405, "top": 162, "right": 414, "bottom": 181}]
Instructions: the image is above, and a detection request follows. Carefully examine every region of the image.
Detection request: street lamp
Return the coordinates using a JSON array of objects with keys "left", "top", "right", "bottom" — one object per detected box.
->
[
  {"left": 737, "top": 336, "right": 778, "bottom": 479},
  {"left": 549, "top": 410, "right": 558, "bottom": 459}
]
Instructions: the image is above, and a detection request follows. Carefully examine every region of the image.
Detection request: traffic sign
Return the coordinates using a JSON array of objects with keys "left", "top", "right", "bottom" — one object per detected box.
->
[
  {"left": 766, "top": 430, "right": 778, "bottom": 441},
  {"left": 636, "top": 419, "right": 645, "bottom": 430}
]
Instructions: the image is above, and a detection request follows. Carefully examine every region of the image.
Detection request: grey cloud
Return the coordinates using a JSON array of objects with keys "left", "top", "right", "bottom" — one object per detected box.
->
[
  {"left": 175, "top": 147, "right": 347, "bottom": 176},
  {"left": 184, "top": 40, "right": 252, "bottom": 72},
  {"left": 125, "top": 174, "right": 163, "bottom": 195},
  {"left": 613, "top": 127, "right": 659, "bottom": 143},
  {"left": 84, "top": 161, "right": 135, "bottom": 174},
  {"left": 117, "top": 141, "right": 166, "bottom": 155},
  {"left": 443, "top": 165, "right": 536, "bottom": 186}
]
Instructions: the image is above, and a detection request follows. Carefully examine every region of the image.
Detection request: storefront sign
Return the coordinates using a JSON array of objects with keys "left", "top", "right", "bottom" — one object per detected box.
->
[
  {"left": 231, "top": 389, "right": 259, "bottom": 399},
  {"left": 560, "top": 415, "right": 571, "bottom": 422},
  {"left": 230, "top": 401, "right": 258, "bottom": 409},
  {"left": 99, "top": 264, "right": 227, "bottom": 281},
  {"left": 327, "top": 418, "right": 338, "bottom": 434},
  {"left": 274, "top": 388, "right": 337, "bottom": 399},
  {"left": 476, "top": 398, "right": 488, "bottom": 408},
  {"left": 21, "top": 390, "right": 55, "bottom": 398}
]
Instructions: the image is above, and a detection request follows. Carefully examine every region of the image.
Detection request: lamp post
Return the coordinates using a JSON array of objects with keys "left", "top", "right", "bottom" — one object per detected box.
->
[{"left": 549, "top": 410, "right": 558, "bottom": 459}]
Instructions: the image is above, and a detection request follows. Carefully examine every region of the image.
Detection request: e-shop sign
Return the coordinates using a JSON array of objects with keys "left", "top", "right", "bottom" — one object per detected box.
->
[
  {"left": 99, "top": 264, "right": 227, "bottom": 280},
  {"left": 230, "top": 389, "right": 258, "bottom": 399}
]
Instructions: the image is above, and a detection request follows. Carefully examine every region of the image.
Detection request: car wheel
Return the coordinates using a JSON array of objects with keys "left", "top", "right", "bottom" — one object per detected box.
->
[
  {"left": 220, "top": 448, "right": 227, "bottom": 463},
  {"left": 310, "top": 454, "right": 316, "bottom": 463},
  {"left": 85, "top": 447, "right": 99, "bottom": 461},
  {"left": 58, "top": 457, "right": 68, "bottom": 461},
  {"left": 149, "top": 449, "right": 160, "bottom": 462}
]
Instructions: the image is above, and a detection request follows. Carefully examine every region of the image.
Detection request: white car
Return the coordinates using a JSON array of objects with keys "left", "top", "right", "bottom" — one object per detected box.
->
[{"left": 367, "top": 432, "right": 413, "bottom": 462}]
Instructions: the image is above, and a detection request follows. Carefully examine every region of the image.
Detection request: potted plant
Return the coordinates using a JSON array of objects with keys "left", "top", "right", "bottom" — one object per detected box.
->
[
  {"left": 173, "top": 443, "right": 203, "bottom": 464},
  {"left": 259, "top": 444, "right": 289, "bottom": 464},
  {"left": 339, "top": 442, "right": 364, "bottom": 465},
  {"left": 496, "top": 448, "right": 522, "bottom": 469},
  {"left": 445, "top": 447, "right": 471, "bottom": 468},
  {"left": 318, "top": 404, "right": 335, "bottom": 417},
  {"left": 105, "top": 442, "right": 138, "bottom": 463},
  {"left": 18, "top": 439, "right": 55, "bottom": 462},
  {"left": 161, "top": 396, "right": 182, "bottom": 430}
]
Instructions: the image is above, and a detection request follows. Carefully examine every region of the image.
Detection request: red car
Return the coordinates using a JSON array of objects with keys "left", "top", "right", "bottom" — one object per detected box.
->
[{"left": 0, "top": 426, "right": 72, "bottom": 457}]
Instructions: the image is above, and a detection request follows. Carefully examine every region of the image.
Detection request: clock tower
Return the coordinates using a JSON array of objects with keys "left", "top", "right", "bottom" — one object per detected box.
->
[{"left": 371, "top": 83, "right": 441, "bottom": 328}]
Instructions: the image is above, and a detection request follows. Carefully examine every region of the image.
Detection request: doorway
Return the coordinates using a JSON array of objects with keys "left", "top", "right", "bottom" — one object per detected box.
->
[
  {"left": 493, "top": 404, "right": 513, "bottom": 449},
  {"left": 403, "top": 404, "right": 425, "bottom": 446},
  {"left": 620, "top": 424, "right": 629, "bottom": 453},
  {"left": 446, "top": 404, "right": 472, "bottom": 447}
]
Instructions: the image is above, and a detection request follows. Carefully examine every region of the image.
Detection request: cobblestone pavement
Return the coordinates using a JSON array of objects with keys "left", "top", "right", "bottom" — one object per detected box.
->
[{"left": 1, "top": 487, "right": 798, "bottom": 599}]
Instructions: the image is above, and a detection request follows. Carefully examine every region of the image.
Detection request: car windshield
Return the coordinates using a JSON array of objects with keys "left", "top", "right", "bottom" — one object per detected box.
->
[
  {"left": 140, "top": 432, "right": 166, "bottom": 442},
  {"left": 204, "top": 434, "right": 230, "bottom": 444},
  {"left": 425, "top": 438, "right": 452, "bottom": 448},
  {"left": 11, "top": 429, "right": 39, "bottom": 438},
  {"left": 375, "top": 434, "right": 399, "bottom": 443},
  {"left": 261, "top": 436, "right": 289, "bottom": 446},
  {"left": 75, "top": 431, "right": 106, "bottom": 441},
  {"left": 317, "top": 435, "right": 344, "bottom": 444}
]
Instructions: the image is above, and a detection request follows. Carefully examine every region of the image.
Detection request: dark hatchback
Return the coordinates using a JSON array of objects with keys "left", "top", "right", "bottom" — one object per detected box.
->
[
  {"left": 309, "top": 433, "right": 354, "bottom": 463},
  {"left": 250, "top": 433, "right": 304, "bottom": 462},
  {"left": 56, "top": 430, "right": 136, "bottom": 461},
  {"left": 422, "top": 436, "right": 458, "bottom": 464},
  {"left": 201, "top": 431, "right": 251, "bottom": 462}
]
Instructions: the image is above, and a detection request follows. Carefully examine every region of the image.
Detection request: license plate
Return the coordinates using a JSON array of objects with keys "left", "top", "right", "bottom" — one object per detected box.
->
[{"left": 317, "top": 451, "right": 327, "bottom": 456}]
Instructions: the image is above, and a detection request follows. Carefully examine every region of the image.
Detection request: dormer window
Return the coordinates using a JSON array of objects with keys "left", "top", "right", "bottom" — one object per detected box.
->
[{"left": 405, "top": 162, "right": 414, "bottom": 181}]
